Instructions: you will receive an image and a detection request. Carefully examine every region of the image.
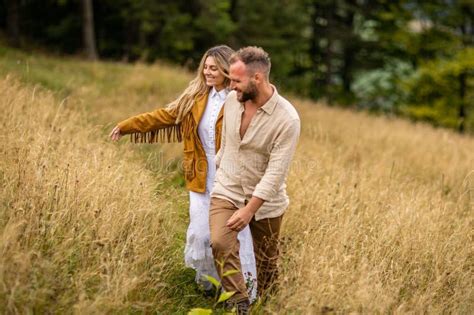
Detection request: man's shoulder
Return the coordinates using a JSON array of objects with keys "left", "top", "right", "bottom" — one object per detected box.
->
[
  {"left": 225, "top": 90, "right": 239, "bottom": 105},
  {"left": 276, "top": 94, "right": 300, "bottom": 121},
  {"left": 222, "top": 91, "right": 240, "bottom": 113}
]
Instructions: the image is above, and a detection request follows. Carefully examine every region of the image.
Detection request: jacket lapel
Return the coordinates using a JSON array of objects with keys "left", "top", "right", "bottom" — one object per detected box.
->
[
  {"left": 191, "top": 93, "right": 208, "bottom": 125},
  {"left": 217, "top": 105, "right": 224, "bottom": 123}
]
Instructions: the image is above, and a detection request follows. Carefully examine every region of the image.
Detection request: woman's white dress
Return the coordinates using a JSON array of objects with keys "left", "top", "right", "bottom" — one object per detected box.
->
[{"left": 184, "top": 87, "right": 257, "bottom": 301}]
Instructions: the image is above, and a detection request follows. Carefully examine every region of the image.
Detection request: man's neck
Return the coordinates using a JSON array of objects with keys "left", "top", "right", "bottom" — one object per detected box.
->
[{"left": 249, "top": 83, "right": 273, "bottom": 108}]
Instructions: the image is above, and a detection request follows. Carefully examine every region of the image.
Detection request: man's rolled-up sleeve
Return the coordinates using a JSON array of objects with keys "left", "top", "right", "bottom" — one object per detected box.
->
[{"left": 252, "top": 118, "right": 300, "bottom": 201}]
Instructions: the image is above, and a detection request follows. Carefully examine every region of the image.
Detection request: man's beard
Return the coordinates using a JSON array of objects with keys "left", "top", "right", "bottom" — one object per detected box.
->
[{"left": 238, "top": 81, "right": 258, "bottom": 102}]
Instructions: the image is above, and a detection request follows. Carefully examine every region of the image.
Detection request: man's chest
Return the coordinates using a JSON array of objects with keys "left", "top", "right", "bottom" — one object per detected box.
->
[
  {"left": 239, "top": 106, "right": 258, "bottom": 140},
  {"left": 224, "top": 110, "right": 276, "bottom": 156}
]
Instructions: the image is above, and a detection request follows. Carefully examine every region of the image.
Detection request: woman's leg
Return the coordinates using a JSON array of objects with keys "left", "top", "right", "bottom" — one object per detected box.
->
[
  {"left": 185, "top": 191, "right": 219, "bottom": 290},
  {"left": 237, "top": 225, "right": 258, "bottom": 302}
]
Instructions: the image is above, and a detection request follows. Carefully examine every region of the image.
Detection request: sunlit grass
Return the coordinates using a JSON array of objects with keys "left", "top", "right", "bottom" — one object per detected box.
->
[{"left": 273, "top": 99, "right": 473, "bottom": 313}]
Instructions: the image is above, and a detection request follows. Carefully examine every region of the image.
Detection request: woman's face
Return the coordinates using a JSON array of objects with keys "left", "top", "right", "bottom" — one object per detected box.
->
[{"left": 203, "top": 56, "right": 226, "bottom": 91}]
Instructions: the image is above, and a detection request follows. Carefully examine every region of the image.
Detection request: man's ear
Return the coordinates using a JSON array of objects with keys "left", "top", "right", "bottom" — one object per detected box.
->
[{"left": 254, "top": 72, "right": 264, "bottom": 84}]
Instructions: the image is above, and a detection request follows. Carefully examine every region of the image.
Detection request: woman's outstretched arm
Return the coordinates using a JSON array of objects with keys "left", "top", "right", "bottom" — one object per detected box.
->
[{"left": 109, "top": 107, "right": 178, "bottom": 141}]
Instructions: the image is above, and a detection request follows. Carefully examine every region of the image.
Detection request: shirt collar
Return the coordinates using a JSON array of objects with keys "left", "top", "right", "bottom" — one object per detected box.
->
[
  {"left": 259, "top": 85, "right": 279, "bottom": 115},
  {"left": 210, "top": 87, "right": 229, "bottom": 101}
]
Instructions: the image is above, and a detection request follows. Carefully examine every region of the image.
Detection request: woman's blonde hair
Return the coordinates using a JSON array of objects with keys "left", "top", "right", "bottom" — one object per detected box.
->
[{"left": 167, "top": 45, "right": 234, "bottom": 123}]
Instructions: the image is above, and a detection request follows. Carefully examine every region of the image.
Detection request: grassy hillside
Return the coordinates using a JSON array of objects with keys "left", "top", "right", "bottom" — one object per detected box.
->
[{"left": 1, "top": 46, "right": 473, "bottom": 314}]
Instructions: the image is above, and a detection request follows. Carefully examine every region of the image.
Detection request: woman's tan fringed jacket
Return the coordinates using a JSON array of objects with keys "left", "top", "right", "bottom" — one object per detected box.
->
[{"left": 117, "top": 93, "right": 223, "bottom": 193}]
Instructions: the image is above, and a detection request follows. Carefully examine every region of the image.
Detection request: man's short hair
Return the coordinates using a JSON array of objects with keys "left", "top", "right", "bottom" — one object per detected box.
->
[{"left": 230, "top": 46, "right": 271, "bottom": 79}]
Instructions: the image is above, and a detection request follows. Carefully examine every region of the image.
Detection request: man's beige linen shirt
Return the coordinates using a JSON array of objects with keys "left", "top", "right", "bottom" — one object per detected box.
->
[{"left": 211, "top": 87, "right": 300, "bottom": 220}]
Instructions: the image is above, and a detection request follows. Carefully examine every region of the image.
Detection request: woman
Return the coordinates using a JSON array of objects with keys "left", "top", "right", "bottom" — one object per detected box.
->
[{"left": 109, "top": 45, "right": 257, "bottom": 300}]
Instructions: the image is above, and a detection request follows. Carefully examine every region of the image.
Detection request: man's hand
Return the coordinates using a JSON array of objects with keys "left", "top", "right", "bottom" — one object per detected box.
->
[
  {"left": 226, "top": 206, "right": 254, "bottom": 232},
  {"left": 109, "top": 126, "right": 122, "bottom": 141},
  {"left": 226, "top": 196, "right": 264, "bottom": 232}
]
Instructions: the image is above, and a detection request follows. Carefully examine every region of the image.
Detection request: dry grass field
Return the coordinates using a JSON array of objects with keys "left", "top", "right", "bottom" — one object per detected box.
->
[{"left": 1, "top": 47, "right": 473, "bottom": 314}]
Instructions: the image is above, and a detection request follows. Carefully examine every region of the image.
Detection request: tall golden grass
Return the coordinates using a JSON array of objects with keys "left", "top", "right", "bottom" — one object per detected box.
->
[
  {"left": 0, "top": 53, "right": 473, "bottom": 313},
  {"left": 0, "top": 77, "right": 187, "bottom": 313},
  {"left": 273, "top": 100, "right": 473, "bottom": 313}
]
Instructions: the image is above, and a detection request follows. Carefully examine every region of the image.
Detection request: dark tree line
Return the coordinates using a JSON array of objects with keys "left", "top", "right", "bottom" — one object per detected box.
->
[{"left": 1, "top": 0, "right": 473, "bottom": 132}]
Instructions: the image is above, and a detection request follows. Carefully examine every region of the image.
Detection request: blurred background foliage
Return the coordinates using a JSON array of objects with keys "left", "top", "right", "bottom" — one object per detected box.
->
[{"left": 0, "top": 0, "right": 473, "bottom": 132}]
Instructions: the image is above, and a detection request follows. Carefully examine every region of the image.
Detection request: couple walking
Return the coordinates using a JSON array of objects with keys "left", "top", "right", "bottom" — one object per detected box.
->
[{"left": 110, "top": 46, "right": 300, "bottom": 313}]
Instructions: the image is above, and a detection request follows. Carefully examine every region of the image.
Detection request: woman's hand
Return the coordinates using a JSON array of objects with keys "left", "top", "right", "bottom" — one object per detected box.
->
[{"left": 109, "top": 126, "right": 123, "bottom": 141}]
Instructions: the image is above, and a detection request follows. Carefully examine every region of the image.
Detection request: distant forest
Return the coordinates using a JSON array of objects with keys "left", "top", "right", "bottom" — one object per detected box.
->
[{"left": 1, "top": 0, "right": 473, "bottom": 132}]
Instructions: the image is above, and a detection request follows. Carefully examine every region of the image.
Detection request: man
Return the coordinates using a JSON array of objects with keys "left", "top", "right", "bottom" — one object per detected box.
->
[{"left": 210, "top": 46, "right": 300, "bottom": 313}]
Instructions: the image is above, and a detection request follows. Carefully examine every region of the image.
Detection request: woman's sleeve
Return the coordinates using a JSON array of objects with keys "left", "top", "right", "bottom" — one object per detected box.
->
[{"left": 117, "top": 107, "right": 178, "bottom": 134}]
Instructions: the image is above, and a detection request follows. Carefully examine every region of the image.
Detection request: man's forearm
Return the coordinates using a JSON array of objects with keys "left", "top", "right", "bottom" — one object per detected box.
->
[{"left": 246, "top": 196, "right": 265, "bottom": 215}]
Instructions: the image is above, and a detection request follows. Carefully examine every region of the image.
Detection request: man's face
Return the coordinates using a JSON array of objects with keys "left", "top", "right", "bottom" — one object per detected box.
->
[{"left": 229, "top": 60, "right": 258, "bottom": 102}]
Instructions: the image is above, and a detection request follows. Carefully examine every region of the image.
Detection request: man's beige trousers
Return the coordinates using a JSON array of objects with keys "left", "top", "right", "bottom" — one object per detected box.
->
[{"left": 209, "top": 197, "right": 283, "bottom": 303}]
